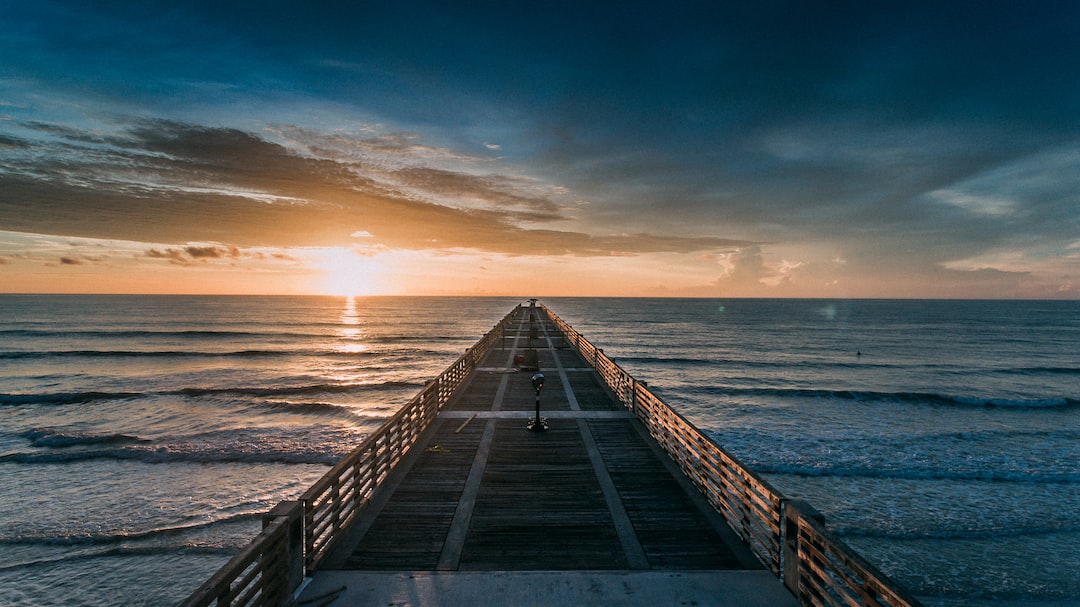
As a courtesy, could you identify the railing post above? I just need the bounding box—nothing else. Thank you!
[782,499,826,598]
[262,500,305,605]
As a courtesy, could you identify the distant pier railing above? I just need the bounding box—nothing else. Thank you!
[179,305,521,607]
[542,303,923,607]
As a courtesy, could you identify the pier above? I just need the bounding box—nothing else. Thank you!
[181,303,922,607]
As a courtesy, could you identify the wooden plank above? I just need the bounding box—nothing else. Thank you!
[459,419,625,570]
[587,420,751,570]
[340,420,485,569]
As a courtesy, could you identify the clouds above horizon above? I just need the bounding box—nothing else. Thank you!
[2,0,1078,296]
[0,118,752,257]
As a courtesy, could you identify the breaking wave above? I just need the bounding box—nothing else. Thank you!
[833,522,1080,541]
[0,444,347,466]
[681,385,1078,409]
[0,513,260,548]
[753,462,1080,484]
[0,380,423,407]
[20,428,148,448]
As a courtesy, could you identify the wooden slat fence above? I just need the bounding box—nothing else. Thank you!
[541,304,923,607]
[790,511,920,607]
[298,383,439,571]
[179,511,295,607]
[633,385,784,573]
[180,305,521,607]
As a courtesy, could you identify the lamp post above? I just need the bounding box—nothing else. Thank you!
[527,372,547,432]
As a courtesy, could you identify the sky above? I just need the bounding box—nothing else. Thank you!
[1,1,1078,297]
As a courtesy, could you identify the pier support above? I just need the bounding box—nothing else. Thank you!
[782,499,826,597]
[262,500,305,603]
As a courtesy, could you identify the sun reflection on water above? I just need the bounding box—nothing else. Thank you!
[338,342,368,354]
[341,295,359,323]
[336,296,368,354]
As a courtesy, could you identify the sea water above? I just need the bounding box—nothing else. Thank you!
[1,296,1077,606]
[0,295,518,606]
[549,298,1080,607]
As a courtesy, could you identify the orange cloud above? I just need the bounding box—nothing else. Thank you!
[1,120,751,258]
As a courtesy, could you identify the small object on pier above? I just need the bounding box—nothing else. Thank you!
[521,349,539,371]
[455,414,477,433]
[527,372,547,432]
[297,585,346,606]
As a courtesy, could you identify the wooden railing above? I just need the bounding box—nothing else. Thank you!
[541,304,923,607]
[298,381,440,571]
[179,504,300,607]
[785,503,922,607]
[633,385,784,573]
[180,305,521,607]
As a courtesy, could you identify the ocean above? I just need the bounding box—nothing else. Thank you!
[1,296,1077,607]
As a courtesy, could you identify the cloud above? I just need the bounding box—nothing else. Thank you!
[0,118,749,257]
[183,245,240,259]
[276,127,567,216]
[712,246,770,288]
[274,126,481,167]
[145,248,191,265]
[145,244,245,266]
[53,253,108,266]
[386,166,564,217]
[928,190,1016,217]
[707,245,808,293]
[0,134,31,149]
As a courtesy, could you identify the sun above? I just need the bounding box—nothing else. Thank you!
[315,247,385,296]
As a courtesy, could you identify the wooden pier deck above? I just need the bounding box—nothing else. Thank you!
[296,306,799,606]
[183,303,922,607]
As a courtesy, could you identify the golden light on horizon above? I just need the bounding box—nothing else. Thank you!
[315,247,388,296]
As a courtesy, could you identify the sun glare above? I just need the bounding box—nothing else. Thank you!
[316,247,384,296]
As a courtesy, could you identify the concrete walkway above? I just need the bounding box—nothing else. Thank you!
[297,570,799,607]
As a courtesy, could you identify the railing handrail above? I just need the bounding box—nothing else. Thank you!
[178,509,295,607]
[789,507,922,607]
[540,303,923,607]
